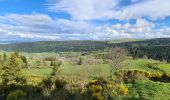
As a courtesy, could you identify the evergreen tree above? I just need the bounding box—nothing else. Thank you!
[51,62,61,76]
[50,60,54,66]
[21,55,28,67]
[1,53,23,85]
[78,56,83,65]
[3,53,7,62]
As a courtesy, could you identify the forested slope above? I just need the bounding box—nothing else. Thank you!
[0,40,112,52]
[0,38,170,52]
[1,38,170,61]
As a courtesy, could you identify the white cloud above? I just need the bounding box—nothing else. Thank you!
[0,13,112,40]
[0,13,60,40]
[124,0,170,20]
[47,0,170,21]
[0,12,170,41]
[102,18,158,39]
[47,0,119,20]
[12,33,59,40]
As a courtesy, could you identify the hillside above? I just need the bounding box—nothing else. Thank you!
[106,38,143,43]
[0,40,112,52]
[0,38,170,52]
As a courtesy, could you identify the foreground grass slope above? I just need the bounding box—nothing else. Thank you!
[126,80,170,100]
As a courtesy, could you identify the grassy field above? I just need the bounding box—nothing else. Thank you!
[23,59,170,76]
[22,59,170,78]
[126,80,170,99]
[22,67,53,76]
[123,59,164,72]
[22,63,111,82]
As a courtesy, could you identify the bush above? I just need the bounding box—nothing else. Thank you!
[90,93,104,100]
[7,90,27,100]
[116,70,151,82]
[115,83,128,96]
[77,56,103,65]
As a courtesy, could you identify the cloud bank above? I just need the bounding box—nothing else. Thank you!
[0,0,170,41]
[47,0,170,20]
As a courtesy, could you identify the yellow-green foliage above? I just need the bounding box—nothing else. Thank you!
[91,93,104,100]
[1,52,24,85]
[65,81,85,93]
[86,85,105,100]
[165,72,170,77]
[117,69,163,82]
[115,83,128,96]
[27,76,44,86]
[86,79,109,99]
[88,85,103,94]
[87,79,129,99]
[7,90,27,100]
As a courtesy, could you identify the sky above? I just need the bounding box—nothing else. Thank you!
[0,0,170,41]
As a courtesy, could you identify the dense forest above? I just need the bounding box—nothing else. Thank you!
[1,38,170,62]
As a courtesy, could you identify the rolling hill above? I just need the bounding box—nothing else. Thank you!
[1,38,170,62]
[0,38,170,53]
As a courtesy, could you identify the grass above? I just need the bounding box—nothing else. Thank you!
[22,67,53,76]
[22,62,111,82]
[22,59,170,77]
[157,63,170,72]
[126,80,170,100]
[123,59,169,73]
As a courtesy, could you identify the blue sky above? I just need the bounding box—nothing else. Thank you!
[0,0,170,41]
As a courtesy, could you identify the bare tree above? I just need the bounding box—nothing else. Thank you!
[107,47,127,74]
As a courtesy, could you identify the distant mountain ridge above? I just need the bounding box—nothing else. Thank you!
[106,38,144,43]
[0,38,170,53]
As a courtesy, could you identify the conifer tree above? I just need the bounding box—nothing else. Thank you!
[1,53,23,85]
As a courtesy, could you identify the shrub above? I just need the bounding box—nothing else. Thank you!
[90,93,104,100]
[7,90,27,100]
[115,83,128,96]
[116,70,151,82]
[85,78,115,100]
[40,78,53,97]
[54,79,67,90]
[77,56,103,65]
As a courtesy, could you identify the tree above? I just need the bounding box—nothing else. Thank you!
[21,55,28,67]
[1,53,23,85]
[50,60,54,66]
[51,61,62,76]
[78,56,83,65]
[107,47,127,75]
[0,63,2,76]
[51,64,60,76]
[0,55,2,74]
[2,53,7,65]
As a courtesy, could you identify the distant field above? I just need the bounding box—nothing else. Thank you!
[22,67,53,76]
[22,63,111,81]
[21,59,170,80]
